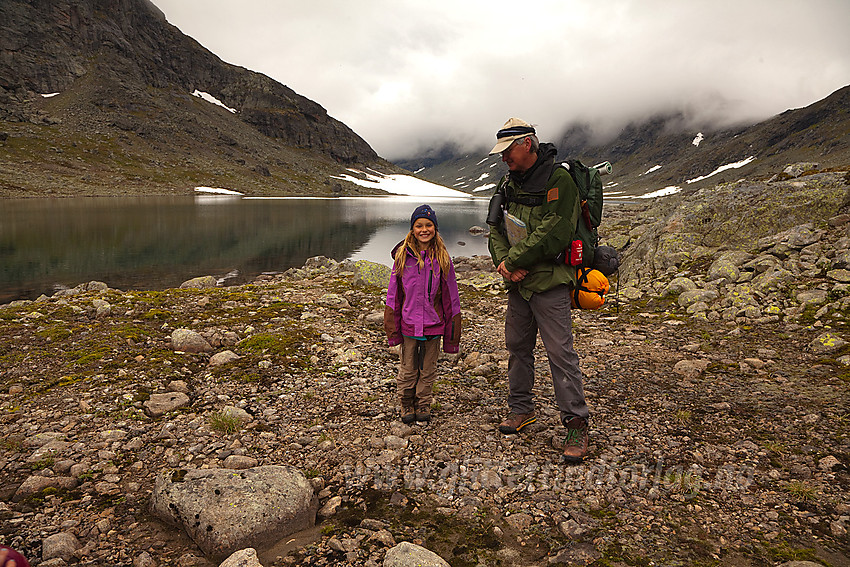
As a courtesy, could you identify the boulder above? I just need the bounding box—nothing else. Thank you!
[209,350,241,367]
[180,275,218,289]
[150,466,318,560]
[219,548,262,567]
[662,277,697,296]
[677,289,718,308]
[809,332,847,355]
[383,542,450,567]
[352,260,391,288]
[42,532,80,561]
[14,475,77,502]
[171,328,214,353]
[144,392,190,417]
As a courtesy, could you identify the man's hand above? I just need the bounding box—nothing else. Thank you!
[497,261,528,282]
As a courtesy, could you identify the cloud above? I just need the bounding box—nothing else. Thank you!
[153,0,850,160]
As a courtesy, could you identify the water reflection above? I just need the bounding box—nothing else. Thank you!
[0,195,490,302]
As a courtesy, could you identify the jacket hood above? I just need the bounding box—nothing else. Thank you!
[391,240,404,260]
[509,142,557,194]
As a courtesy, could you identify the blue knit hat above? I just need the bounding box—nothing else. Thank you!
[410,204,438,230]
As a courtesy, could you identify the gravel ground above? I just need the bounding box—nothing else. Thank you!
[0,226,848,566]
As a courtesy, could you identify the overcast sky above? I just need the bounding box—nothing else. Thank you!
[151,0,850,161]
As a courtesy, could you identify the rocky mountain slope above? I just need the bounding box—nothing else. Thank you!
[0,166,848,566]
[0,0,402,198]
[400,85,850,197]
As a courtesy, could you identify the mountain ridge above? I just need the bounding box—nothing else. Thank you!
[0,0,403,197]
[398,85,850,196]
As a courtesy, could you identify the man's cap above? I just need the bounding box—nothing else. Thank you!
[489,117,536,155]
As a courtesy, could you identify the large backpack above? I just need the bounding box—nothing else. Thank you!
[560,159,608,269]
[489,158,619,281]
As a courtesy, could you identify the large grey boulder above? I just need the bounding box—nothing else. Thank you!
[706,251,753,283]
[383,542,450,567]
[171,328,214,353]
[150,466,318,560]
[180,275,218,289]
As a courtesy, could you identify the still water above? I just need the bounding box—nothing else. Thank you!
[0,195,491,303]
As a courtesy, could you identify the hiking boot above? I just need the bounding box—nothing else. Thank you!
[498,411,536,434]
[415,408,431,423]
[401,405,416,424]
[562,417,588,463]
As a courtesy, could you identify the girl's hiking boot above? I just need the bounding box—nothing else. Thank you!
[562,417,588,463]
[401,406,416,424]
[498,411,536,434]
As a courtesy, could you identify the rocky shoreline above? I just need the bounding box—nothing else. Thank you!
[1,169,849,566]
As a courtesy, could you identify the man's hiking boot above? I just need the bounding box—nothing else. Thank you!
[562,417,588,463]
[415,409,431,423]
[498,411,536,434]
[401,405,416,425]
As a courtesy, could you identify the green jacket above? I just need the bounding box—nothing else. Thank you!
[489,143,579,300]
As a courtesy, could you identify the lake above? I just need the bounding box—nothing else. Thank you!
[0,195,492,303]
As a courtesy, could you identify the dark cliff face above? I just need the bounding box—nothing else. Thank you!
[0,0,378,165]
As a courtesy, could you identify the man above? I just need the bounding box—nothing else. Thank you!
[487,117,590,463]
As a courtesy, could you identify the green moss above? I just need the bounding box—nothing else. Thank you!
[766,542,820,563]
[28,455,55,470]
[113,323,152,342]
[66,346,109,365]
[142,308,171,321]
[36,325,73,341]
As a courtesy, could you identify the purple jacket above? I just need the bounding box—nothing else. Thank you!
[384,244,462,353]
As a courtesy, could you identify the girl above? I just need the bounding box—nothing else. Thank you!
[384,204,462,424]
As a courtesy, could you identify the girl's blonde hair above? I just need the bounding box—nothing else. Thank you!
[393,227,451,278]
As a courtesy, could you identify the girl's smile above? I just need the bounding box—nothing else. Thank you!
[413,218,435,245]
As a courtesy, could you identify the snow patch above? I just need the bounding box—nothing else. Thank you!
[330,170,470,197]
[692,133,704,146]
[41,92,60,98]
[686,156,756,184]
[638,186,682,199]
[473,183,497,193]
[643,165,662,175]
[194,186,244,196]
[191,90,237,113]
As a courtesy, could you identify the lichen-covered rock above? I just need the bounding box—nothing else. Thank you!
[150,466,318,560]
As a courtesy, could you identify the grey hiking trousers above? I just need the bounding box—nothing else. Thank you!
[505,284,589,423]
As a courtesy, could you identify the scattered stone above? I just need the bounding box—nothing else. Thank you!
[672,359,711,378]
[809,332,847,354]
[383,542,450,567]
[144,392,190,417]
[218,548,262,567]
[180,275,218,289]
[171,328,214,353]
[209,350,241,366]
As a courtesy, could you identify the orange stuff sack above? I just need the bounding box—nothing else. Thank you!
[572,267,610,310]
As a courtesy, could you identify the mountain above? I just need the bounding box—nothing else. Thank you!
[0,0,404,198]
[399,85,850,197]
